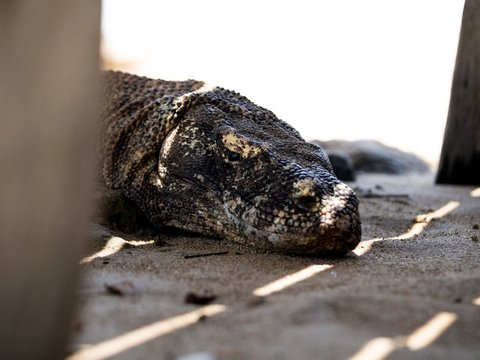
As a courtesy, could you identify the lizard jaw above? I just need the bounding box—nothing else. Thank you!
[223,201,361,255]
[222,180,361,255]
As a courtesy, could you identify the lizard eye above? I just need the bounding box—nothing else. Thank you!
[226,149,242,162]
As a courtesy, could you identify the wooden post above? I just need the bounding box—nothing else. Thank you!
[436,0,480,185]
[0,1,100,359]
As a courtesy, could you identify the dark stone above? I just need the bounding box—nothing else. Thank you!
[325,150,356,181]
[312,139,430,176]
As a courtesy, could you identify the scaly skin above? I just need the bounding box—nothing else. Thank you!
[101,70,361,254]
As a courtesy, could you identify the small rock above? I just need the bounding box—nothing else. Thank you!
[473,224,479,230]
[246,295,266,308]
[471,235,479,242]
[184,291,217,305]
[105,280,136,296]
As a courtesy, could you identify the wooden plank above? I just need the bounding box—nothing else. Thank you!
[0,1,100,359]
[436,0,480,185]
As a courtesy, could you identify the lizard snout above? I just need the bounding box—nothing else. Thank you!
[281,178,361,254]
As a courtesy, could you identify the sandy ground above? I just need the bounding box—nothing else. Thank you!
[68,174,480,360]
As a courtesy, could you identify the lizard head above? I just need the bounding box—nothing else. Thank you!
[153,89,361,255]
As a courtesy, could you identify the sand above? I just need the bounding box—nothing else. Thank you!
[68,173,480,360]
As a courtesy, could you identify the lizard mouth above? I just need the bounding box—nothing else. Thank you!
[265,213,362,255]
[222,178,361,255]
[223,203,361,255]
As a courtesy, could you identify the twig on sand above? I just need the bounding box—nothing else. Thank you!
[359,193,410,199]
[184,251,229,259]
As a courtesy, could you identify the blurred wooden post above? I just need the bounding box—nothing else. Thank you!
[436,0,480,185]
[0,1,100,359]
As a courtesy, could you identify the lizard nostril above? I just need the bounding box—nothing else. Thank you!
[294,195,317,211]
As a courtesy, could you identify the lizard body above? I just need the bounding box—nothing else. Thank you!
[101,70,361,254]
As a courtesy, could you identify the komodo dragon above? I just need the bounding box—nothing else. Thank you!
[100,70,361,254]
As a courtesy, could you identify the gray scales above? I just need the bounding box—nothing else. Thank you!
[100,71,361,254]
